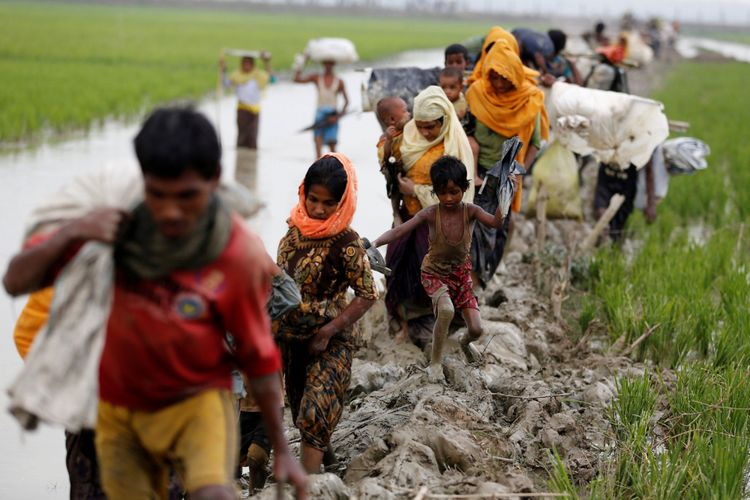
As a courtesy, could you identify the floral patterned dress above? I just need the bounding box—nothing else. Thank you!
[275,226,377,450]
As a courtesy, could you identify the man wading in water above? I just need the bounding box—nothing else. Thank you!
[293,56,349,159]
[3,107,307,500]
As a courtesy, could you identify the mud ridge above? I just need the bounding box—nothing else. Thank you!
[255,50,678,500]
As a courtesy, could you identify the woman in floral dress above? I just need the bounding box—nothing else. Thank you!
[276,152,377,473]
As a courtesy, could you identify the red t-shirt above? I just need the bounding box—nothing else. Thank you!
[31,217,281,411]
[99,216,281,410]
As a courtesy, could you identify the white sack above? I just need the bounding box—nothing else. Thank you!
[10,163,262,432]
[623,31,654,66]
[26,162,261,237]
[548,82,669,170]
[305,38,359,64]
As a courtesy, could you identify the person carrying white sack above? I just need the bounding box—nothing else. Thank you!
[3,107,307,500]
[292,39,355,159]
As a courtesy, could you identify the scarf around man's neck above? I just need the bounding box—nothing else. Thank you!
[115,195,232,280]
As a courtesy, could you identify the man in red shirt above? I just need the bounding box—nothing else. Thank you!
[3,107,307,500]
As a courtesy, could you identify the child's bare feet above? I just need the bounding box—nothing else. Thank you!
[426,363,445,383]
[393,330,409,344]
[460,336,482,364]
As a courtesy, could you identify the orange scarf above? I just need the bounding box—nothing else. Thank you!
[466,42,550,163]
[288,152,358,239]
[467,26,540,88]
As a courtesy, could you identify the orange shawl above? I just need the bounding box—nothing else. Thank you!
[466,42,550,163]
[467,26,539,87]
[288,152,358,239]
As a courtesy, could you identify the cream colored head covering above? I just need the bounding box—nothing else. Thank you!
[400,86,474,181]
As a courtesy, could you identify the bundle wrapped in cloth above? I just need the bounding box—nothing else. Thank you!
[7,162,264,432]
[526,140,583,220]
[304,38,359,64]
[548,82,669,170]
[361,66,440,112]
[478,136,524,218]
[662,137,710,174]
[622,31,654,66]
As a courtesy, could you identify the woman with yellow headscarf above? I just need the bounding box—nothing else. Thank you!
[386,86,475,342]
[466,26,542,88]
[467,26,519,87]
[466,41,550,287]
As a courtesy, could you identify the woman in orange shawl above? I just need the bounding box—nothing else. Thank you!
[466,41,550,286]
[277,152,377,473]
[467,26,541,88]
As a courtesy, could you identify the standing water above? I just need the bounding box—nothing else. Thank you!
[676,37,750,63]
[0,49,443,499]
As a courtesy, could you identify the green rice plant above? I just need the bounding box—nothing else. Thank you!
[547,449,579,499]
[605,374,657,497]
[0,1,498,142]
[587,366,750,499]
[664,365,750,499]
[579,61,750,497]
[577,294,598,334]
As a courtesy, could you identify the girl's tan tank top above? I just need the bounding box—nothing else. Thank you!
[421,203,472,276]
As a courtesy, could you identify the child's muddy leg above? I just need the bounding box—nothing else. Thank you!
[428,292,454,382]
[460,308,483,363]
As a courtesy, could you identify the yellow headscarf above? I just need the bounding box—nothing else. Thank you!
[467,26,540,88]
[466,42,549,163]
[400,86,474,180]
[467,27,518,87]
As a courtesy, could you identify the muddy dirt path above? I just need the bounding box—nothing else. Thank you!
[255,53,684,500]
[2,36,741,498]
[0,49,441,499]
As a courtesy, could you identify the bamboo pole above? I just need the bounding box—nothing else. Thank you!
[579,194,626,253]
[422,492,568,499]
[535,184,548,254]
[534,184,548,289]
[216,48,225,141]
[622,323,661,357]
[551,255,570,322]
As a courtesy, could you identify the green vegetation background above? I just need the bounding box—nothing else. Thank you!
[0,1,491,142]
[561,60,750,498]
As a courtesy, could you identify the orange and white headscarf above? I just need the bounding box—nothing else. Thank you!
[288,152,358,239]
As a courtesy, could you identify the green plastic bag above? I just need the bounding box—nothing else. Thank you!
[526,140,583,220]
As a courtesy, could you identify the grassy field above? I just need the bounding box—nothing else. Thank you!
[0,1,494,142]
[556,60,750,498]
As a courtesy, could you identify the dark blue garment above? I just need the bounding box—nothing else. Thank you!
[512,28,555,67]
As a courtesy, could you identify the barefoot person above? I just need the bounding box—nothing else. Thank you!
[293,58,349,158]
[3,107,307,500]
[220,51,273,191]
[444,43,471,77]
[439,67,468,121]
[383,86,475,345]
[370,156,505,382]
[275,153,376,473]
